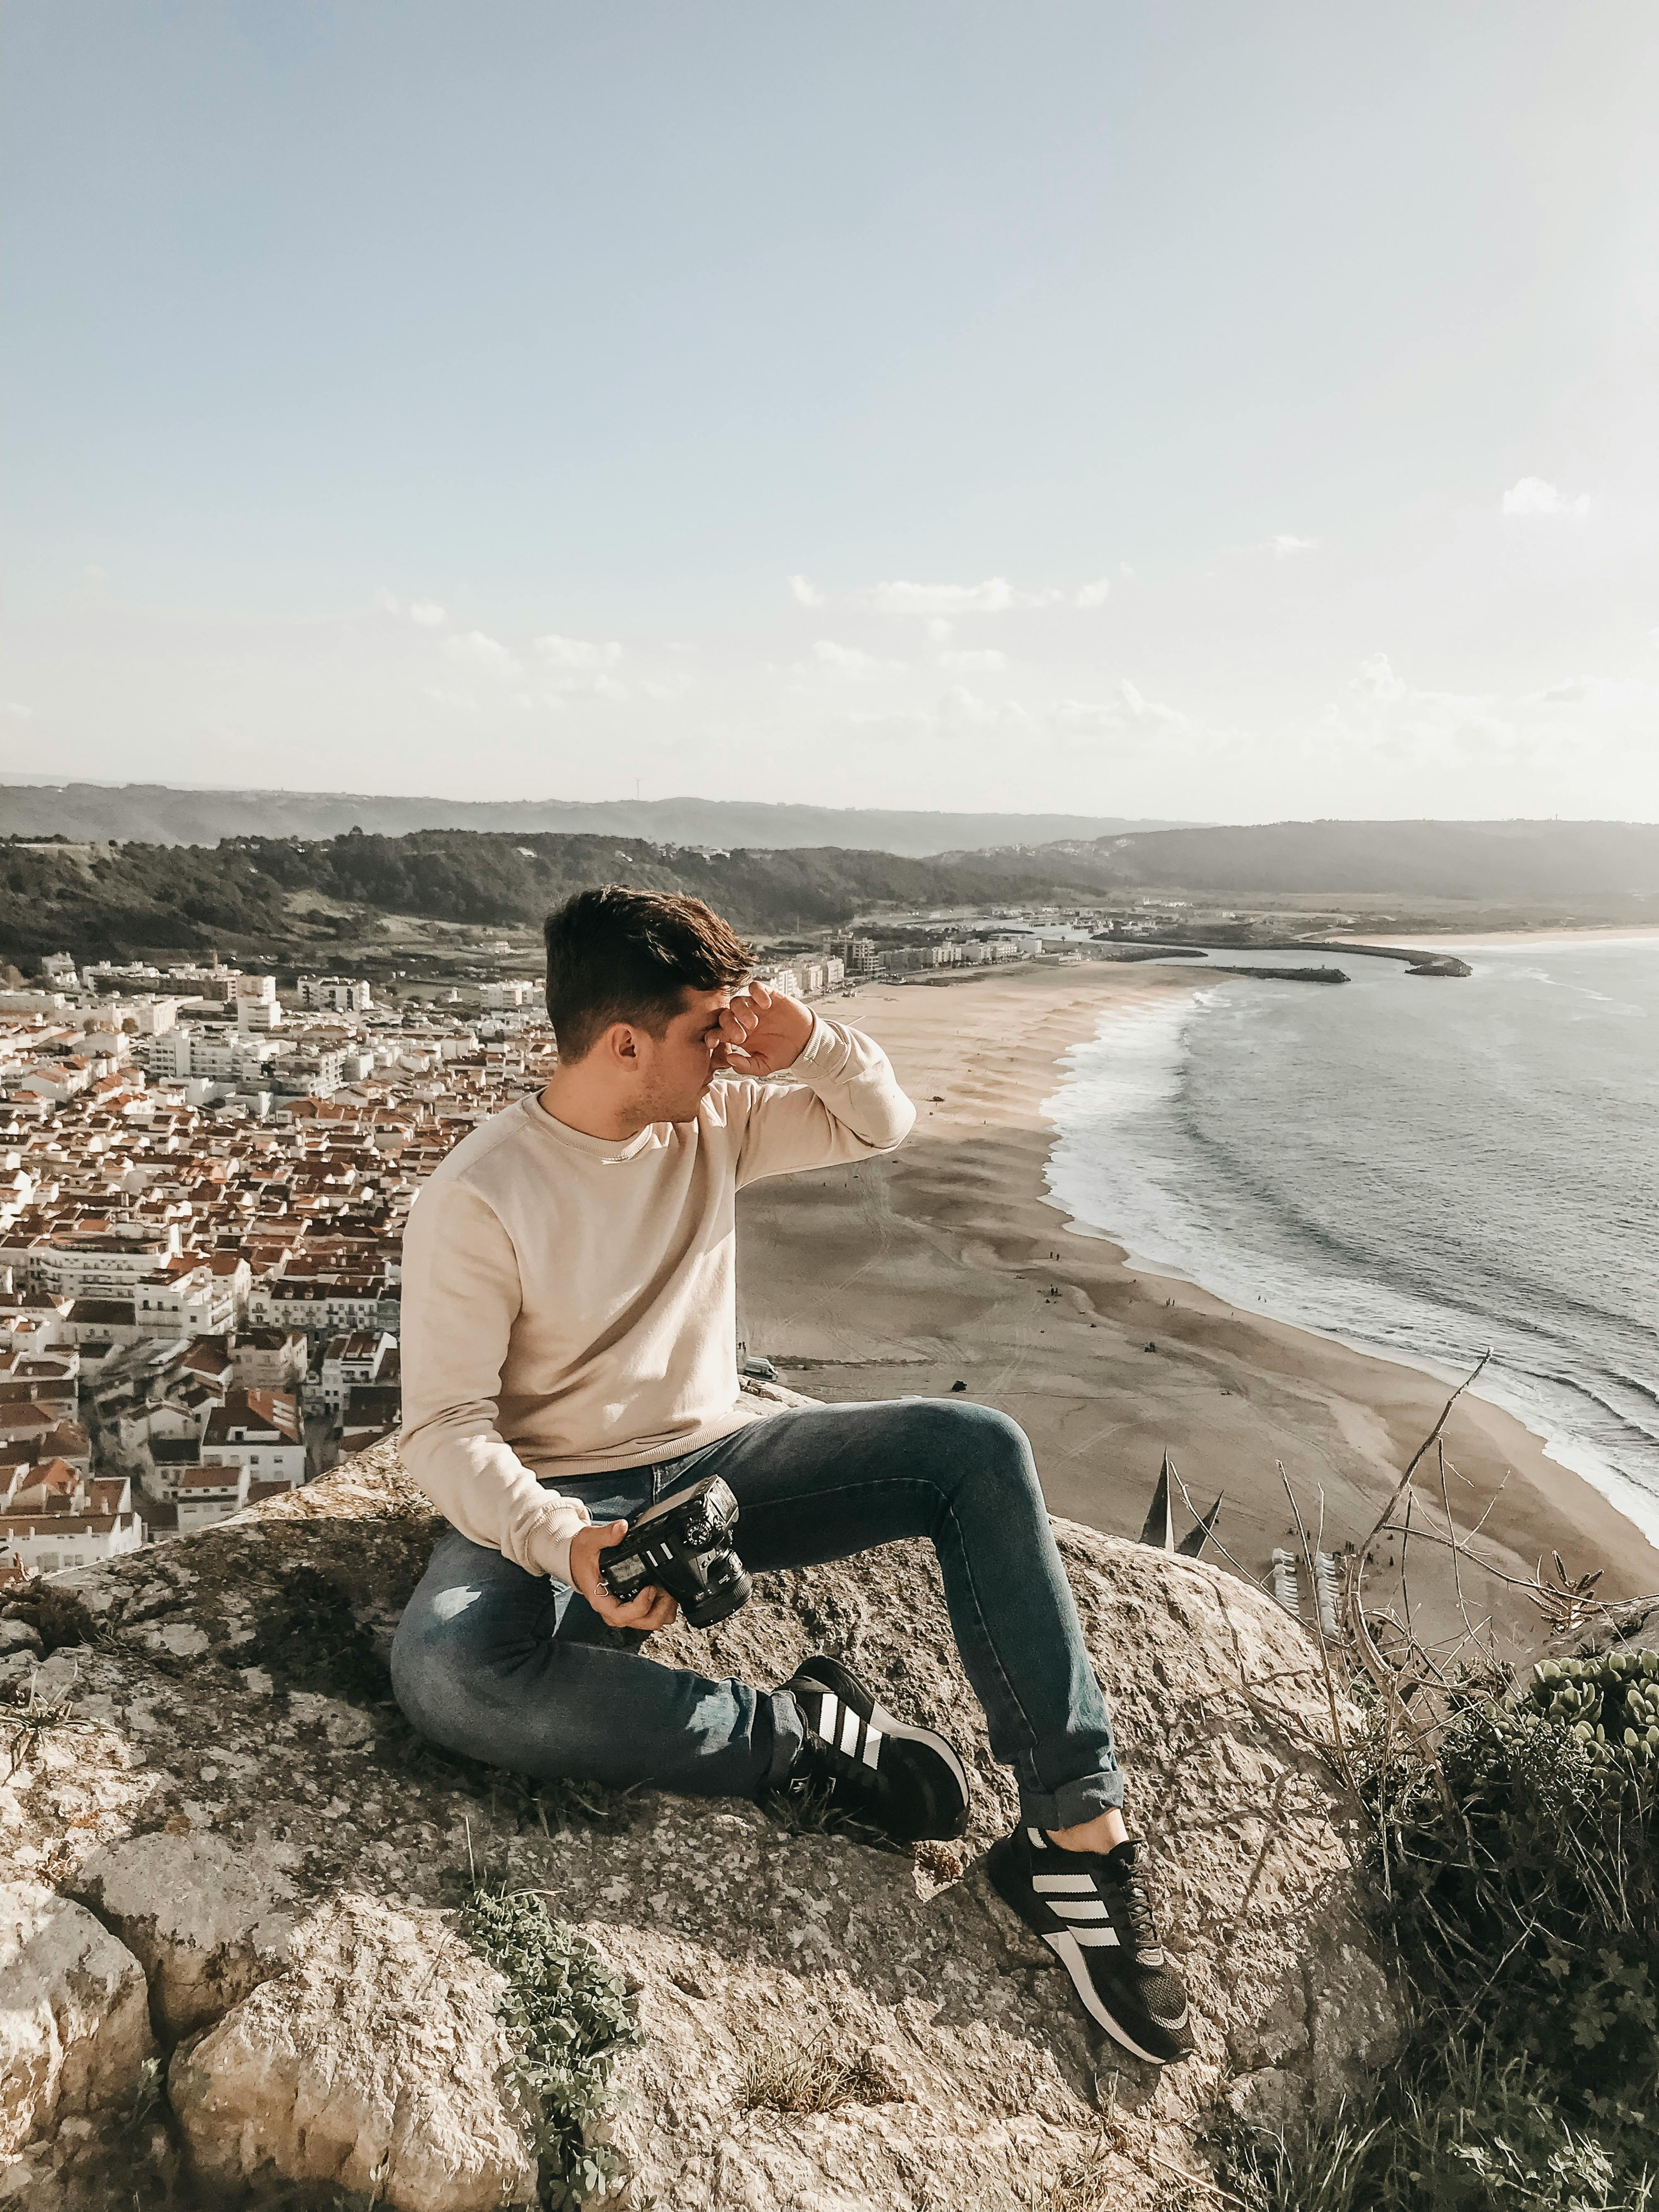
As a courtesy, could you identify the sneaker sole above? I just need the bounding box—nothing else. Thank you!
[1041,1930,1178,2066]
[792,1671,971,1832]
[986,1840,1182,2067]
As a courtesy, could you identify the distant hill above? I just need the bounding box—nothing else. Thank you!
[1018,819,1659,901]
[4,816,1652,969]
[0,829,1102,966]
[0,781,1180,858]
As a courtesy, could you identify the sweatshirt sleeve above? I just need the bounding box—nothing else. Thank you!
[734,1013,916,1188]
[397,1173,591,1584]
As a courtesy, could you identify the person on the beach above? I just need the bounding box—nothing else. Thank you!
[393,885,1192,2064]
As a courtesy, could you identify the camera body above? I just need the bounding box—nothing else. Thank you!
[597,1473,752,1628]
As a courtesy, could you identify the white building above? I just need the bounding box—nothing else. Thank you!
[318,1329,396,1414]
[0,1460,142,1572]
[175,1460,249,1533]
[247,1277,392,1335]
[298,976,374,1014]
[201,1388,306,1488]
[21,1224,183,1299]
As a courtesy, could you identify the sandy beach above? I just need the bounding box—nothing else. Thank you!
[735,961,1659,1656]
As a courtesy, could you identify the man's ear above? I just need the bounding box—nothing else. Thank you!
[600,1021,642,1068]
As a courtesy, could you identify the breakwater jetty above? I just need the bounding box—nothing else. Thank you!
[1293,939,1472,977]
[1211,962,1349,984]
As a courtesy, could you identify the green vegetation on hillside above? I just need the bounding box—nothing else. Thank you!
[0,781,1176,856]
[0,828,1096,964]
[1225,1647,1659,2212]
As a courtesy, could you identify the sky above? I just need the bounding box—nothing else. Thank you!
[2,2,1657,822]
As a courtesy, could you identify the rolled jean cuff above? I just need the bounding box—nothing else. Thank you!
[1018,1767,1125,1830]
[764,1689,805,1790]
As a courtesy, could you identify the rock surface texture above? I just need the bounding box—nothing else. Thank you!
[68,1830,299,2043]
[169,1891,540,2212]
[0,1407,1399,2210]
[0,1881,154,2156]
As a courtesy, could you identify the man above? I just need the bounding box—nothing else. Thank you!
[394,886,1192,2064]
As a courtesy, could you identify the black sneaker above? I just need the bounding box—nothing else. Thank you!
[986,1825,1193,2063]
[780,1652,970,1843]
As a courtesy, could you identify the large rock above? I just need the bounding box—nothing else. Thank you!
[168,1892,539,2212]
[0,1882,154,2155]
[2,1429,1399,2206]
[69,1831,297,2044]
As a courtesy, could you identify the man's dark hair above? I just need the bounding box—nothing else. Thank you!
[543,886,754,1061]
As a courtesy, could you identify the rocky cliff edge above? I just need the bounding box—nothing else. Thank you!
[1,1407,1398,2210]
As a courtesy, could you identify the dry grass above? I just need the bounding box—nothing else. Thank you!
[739,2025,902,2115]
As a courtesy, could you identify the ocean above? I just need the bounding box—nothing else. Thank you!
[1042,935,1659,1545]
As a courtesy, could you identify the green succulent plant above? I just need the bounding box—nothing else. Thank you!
[1527,1652,1659,1781]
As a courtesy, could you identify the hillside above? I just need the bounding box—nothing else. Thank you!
[0,829,1097,966]
[1028,817,1659,900]
[0,781,1178,858]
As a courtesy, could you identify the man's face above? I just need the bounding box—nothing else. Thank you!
[632,985,737,1123]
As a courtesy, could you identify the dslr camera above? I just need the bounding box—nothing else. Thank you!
[597,1473,752,1628]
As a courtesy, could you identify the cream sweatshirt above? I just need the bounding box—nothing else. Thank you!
[397,1014,915,1586]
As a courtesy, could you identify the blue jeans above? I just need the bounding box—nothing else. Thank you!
[391,1398,1124,1829]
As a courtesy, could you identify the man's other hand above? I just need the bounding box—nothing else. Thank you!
[710,979,813,1077]
[568,1520,679,1631]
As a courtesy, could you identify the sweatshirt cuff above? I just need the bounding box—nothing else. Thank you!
[789,1013,847,1082]
[523,1498,593,1589]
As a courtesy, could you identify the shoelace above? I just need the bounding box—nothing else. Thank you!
[1112,1859,1162,1956]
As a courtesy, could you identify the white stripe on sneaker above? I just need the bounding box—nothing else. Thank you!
[1069,1927,1121,1947]
[1027,1827,1048,1849]
[818,1692,839,1740]
[839,1708,860,1757]
[1032,1873,1097,1893]
[1051,1901,1111,1920]
[861,1725,883,1769]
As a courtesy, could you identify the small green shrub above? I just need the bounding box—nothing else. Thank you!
[455,1880,643,2211]
[1222,2044,1656,2212]
[1230,1653,1659,2210]
[1527,1650,1659,1778]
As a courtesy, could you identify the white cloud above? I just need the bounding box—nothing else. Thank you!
[811,640,906,678]
[1053,679,1188,737]
[844,706,931,735]
[788,574,825,607]
[925,618,953,644]
[856,575,1112,616]
[1501,477,1590,519]
[1263,534,1319,558]
[863,577,1038,616]
[2,702,32,720]
[445,630,521,678]
[938,648,1007,673]
[1523,673,1655,709]
[377,590,449,626]
[937,685,1010,727]
[535,634,622,672]
[1350,653,1407,701]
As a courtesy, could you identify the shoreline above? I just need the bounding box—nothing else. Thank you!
[1068,1219,1659,1558]
[737,961,1659,1654]
[1336,922,1659,949]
